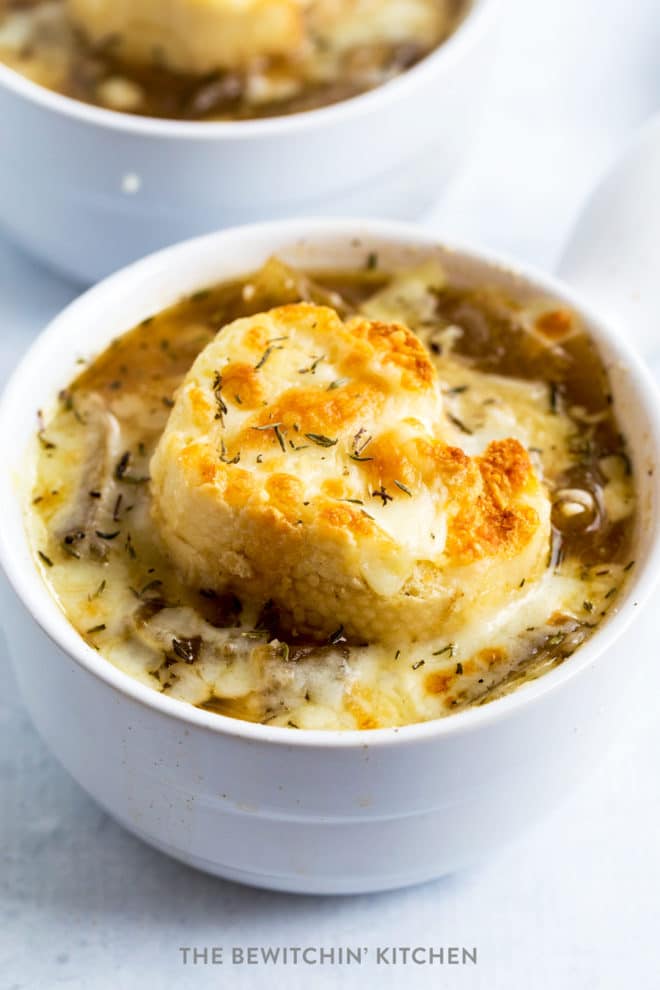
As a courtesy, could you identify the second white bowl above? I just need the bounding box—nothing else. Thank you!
[0,0,499,284]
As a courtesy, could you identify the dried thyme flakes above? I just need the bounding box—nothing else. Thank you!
[114,451,149,484]
[447,413,473,435]
[372,486,393,506]
[219,439,241,465]
[254,344,283,371]
[252,423,287,452]
[298,355,325,375]
[212,371,228,423]
[89,579,106,600]
[349,431,374,462]
[432,643,456,658]
[305,433,338,448]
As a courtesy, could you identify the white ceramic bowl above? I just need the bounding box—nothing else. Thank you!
[0,0,500,285]
[1,218,659,895]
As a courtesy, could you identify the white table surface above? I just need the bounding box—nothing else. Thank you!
[2,1,660,987]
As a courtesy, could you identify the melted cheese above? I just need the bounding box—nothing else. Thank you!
[308,0,454,53]
[66,0,307,74]
[150,302,552,644]
[65,0,455,75]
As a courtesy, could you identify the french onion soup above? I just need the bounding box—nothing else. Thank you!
[30,257,637,730]
[0,0,469,120]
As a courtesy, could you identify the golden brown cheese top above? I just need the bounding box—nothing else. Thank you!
[150,302,551,643]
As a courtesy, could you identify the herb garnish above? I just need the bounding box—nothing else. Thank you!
[254,344,283,371]
[412,660,425,670]
[328,625,347,646]
[394,480,412,496]
[327,379,349,390]
[432,643,456,658]
[58,389,84,422]
[456,662,464,675]
[583,600,594,612]
[353,429,372,453]
[212,371,228,423]
[89,579,106,600]
[95,530,120,541]
[305,433,338,448]
[86,624,106,635]
[219,440,241,465]
[298,354,325,375]
[115,451,149,484]
[349,430,374,461]
[38,550,53,567]
[549,381,559,414]
[619,451,632,476]
[273,424,286,452]
[447,413,473,435]
[372,485,393,506]
[38,432,56,451]
[190,289,210,303]
[252,423,287,452]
